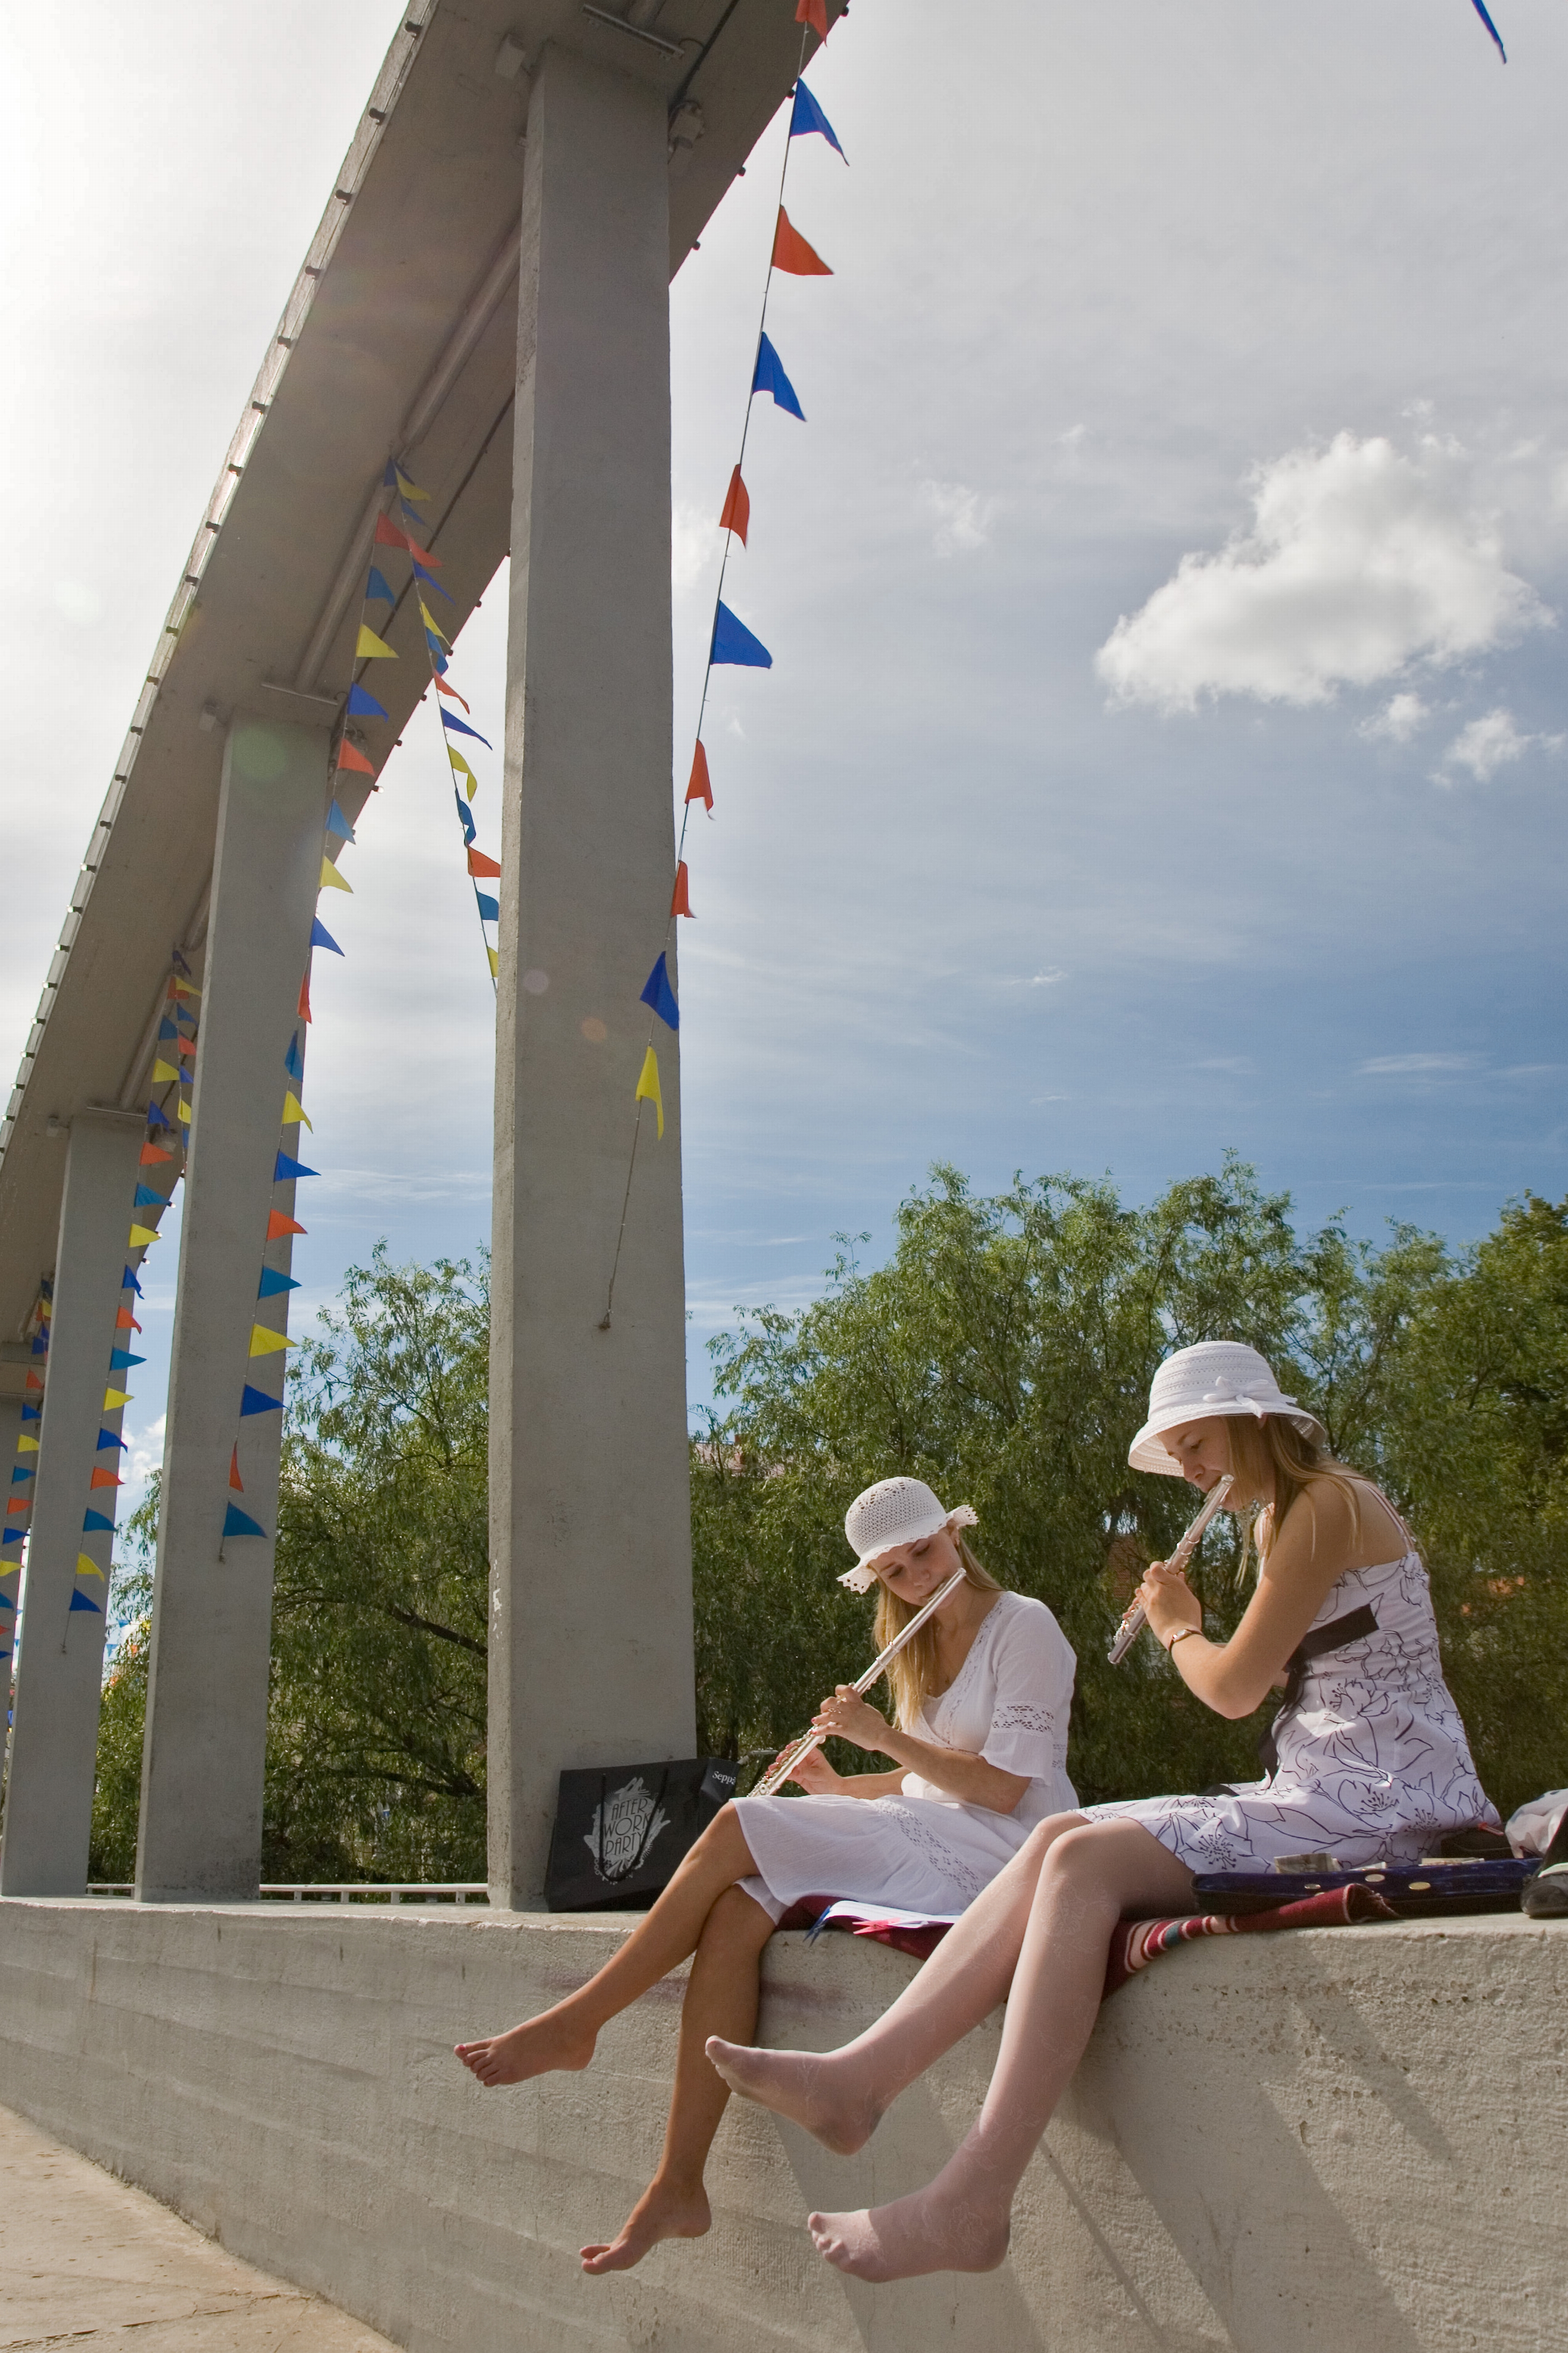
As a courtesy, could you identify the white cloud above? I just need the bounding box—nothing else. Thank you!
[920,478,996,556]
[1437,705,1563,784]
[1360,691,1430,744]
[1357,1053,1474,1075]
[672,499,716,594]
[1096,432,1549,711]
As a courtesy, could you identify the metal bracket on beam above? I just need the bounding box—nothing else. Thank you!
[581,6,684,58]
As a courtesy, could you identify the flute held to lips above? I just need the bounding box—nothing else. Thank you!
[753,1563,971,1797]
[1108,1474,1234,1665]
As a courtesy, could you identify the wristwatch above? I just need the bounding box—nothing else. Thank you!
[1166,1626,1202,1653]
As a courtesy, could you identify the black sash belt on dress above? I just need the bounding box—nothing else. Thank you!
[1257,1602,1381,1777]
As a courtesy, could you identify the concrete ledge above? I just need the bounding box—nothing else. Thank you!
[0,1898,1562,2351]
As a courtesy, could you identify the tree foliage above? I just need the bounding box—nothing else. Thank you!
[92,1170,1568,1881]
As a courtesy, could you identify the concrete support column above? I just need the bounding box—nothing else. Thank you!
[136,717,328,1901]
[489,46,694,1906]
[0,1108,146,1895]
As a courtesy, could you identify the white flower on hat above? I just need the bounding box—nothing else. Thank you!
[840,1477,977,1592]
[1128,1341,1327,1477]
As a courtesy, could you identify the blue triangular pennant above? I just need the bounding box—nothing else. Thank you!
[123,1265,143,1294]
[382,459,400,488]
[108,1349,146,1370]
[640,951,680,1032]
[21,1404,40,1422]
[474,892,500,922]
[133,1185,162,1206]
[790,79,846,158]
[309,917,344,956]
[752,333,805,421]
[147,1101,172,1130]
[223,1503,268,1539]
[11,1466,32,1483]
[239,1385,283,1417]
[83,1509,116,1533]
[284,1033,304,1081]
[69,1589,103,1614]
[364,566,397,604]
[454,791,476,845]
[257,1267,300,1299]
[274,1152,317,1182]
[97,1428,126,1452]
[159,1017,180,1041]
[413,560,453,602]
[440,707,491,748]
[711,602,773,670]
[325,799,356,843]
[345,682,387,723]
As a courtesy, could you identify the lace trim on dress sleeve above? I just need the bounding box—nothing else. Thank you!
[990,1702,1061,1737]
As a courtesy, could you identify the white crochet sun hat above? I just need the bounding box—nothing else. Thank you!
[1128,1341,1327,1478]
[840,1476,977,1592]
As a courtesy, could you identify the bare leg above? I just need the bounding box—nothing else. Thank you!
[804,1821,1194,2280]
[455,1807,761,2087]
[709,1812,1091,2150]
[580,1886,776,2274]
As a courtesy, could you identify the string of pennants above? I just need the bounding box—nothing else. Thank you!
[1,1280,52,1661]
[604,18,844,1319]
[350,465,501,985]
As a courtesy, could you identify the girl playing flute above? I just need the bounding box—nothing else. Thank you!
[454,1475,1076,2274]
[708,1341,1500,2282]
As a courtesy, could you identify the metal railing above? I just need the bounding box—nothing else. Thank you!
[87,1882,490,1906]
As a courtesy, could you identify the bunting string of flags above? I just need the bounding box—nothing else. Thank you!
[351,463,502,987]
[601,12,845,1326]
[1,1281,52,1666]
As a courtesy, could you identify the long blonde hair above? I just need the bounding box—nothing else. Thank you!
[873,1534,1000,1729]
[1225,1414,1364,1580]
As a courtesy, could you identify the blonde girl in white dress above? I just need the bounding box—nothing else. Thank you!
[454,1476,1075,2274]
[708,1343,1499,2285]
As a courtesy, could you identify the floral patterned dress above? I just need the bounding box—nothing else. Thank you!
[733,1591,1078,1922]
[1086,1545,1499,1871]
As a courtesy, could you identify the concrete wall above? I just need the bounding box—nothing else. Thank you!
[0,1900,1560,2353]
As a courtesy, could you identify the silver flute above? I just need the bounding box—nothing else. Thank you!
[1107,1474,1234,1665]
[753,1564,971,1797]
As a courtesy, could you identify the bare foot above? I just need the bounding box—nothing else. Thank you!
[704,2037,882,2156]
[454,2006,596,2088]
[808,2185,1011,2281]
[580,2175,711,2274]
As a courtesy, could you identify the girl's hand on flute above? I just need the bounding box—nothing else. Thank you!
[779,1745,842,1795]
[811,1686,892,1751]
[1138,1561,1202,1650]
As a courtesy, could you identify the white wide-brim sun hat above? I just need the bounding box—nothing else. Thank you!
[839,1476,977,1592]
[1129,1341,1327,1477]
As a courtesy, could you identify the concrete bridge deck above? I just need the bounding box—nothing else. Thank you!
[0,1897,1561,2353]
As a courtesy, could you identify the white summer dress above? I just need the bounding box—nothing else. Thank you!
[732,1591,1078,1923]
[1086,1541,1499,1871]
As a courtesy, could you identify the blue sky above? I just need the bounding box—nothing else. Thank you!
[6,0,1567,1523]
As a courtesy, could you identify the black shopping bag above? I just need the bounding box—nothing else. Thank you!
[544,1757,739,1912]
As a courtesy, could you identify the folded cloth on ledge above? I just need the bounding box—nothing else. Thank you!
[778,1883,1398,1984]
[1103,1882,1397,1998]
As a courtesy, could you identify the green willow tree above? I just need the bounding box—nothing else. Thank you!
[92,1170,1568,1879]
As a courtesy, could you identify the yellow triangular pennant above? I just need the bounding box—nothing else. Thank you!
[486,945,499,977]
[128,1224,158,1247]
[17,1435,38,1453]
[281,1091,312,1131]
[152,1058,181,1084]
[249,1324,295,1357]
[103,1388,132,1410]
[635,1046,665,1140]
[177,1098,193,1125]
[356,624,398,660]
[75,1554,106,1581]
[418,600,451,648]
[395,469,430,502]
[319,856,353,893]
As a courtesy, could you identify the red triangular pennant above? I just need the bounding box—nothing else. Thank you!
[298,969,312,1023]
[772,207,832,278]
[685,743,713,812]
[90,1467,122,1489]
[796,0,829,34]
[267,1209,307,1240]
[719,466,750,547]
[374,516,410,551]
[229,1445,244,1493]
[336,740,375,776]
[670,861,694,918]
[467,848,501,878]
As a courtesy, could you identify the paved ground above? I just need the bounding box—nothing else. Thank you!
[0,2103,400,2350]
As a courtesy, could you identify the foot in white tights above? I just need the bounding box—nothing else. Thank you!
[705,2037,882,2156]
